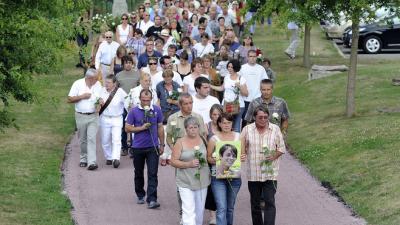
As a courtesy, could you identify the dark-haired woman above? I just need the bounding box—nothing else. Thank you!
[206,113,241,225]
[116,13,133,45]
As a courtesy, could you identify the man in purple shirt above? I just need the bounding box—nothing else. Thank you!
[125,89,165,209]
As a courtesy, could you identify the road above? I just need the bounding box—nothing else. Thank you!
[62,132,366,225]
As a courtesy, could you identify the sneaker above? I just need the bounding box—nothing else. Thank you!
[113,159,120,168]
[137,197,145,204]
[121,148,128,156]
[147,201,160,209]
[87,164,98,170]
[106,160,112,165]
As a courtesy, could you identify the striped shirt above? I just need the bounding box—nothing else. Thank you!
[241,123,286,181]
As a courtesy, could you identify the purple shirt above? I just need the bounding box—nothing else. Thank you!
[126,105,163,148]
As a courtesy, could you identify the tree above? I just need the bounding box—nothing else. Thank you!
[325,0,400,117]
[0,0,90,131]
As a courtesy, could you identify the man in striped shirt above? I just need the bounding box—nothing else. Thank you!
[241,105,286,225]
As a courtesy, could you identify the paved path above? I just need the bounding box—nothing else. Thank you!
[63,132,366,225]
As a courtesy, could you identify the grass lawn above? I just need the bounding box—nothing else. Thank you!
[0,45,81,225]
[254,24,400,225]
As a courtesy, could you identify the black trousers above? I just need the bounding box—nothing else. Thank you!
[121,109,128,149]
[132,147,159,203]
[248,180,277,225]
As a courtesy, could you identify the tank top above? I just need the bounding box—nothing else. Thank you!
[176,64,191,80]
[176,142,211,190]
[117,24,131,44]
[210,133,240,177]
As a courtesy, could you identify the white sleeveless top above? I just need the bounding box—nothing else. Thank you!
[117,24,131,44]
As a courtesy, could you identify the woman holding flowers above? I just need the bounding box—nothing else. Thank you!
[206,112,241,225]
[210,59,248,132]
[170,116,210,225]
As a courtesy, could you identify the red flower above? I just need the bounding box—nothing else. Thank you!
[256,48,262,56]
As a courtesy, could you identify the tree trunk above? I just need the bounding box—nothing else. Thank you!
[303,23,311,68]
[346,19,360,117]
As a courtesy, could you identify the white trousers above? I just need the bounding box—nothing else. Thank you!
[285,28,299,57]
[178,187,207,225]
[100,64,111,82]
[100,115,123,160]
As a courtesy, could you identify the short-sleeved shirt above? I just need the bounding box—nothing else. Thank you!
[244,96,290,127]
[239,63,269,102]
[116,70,140,94]
[99,88,127,117]
[183,74,209,96]
[192,95,220,124]
[166,111,206,147]
[156,81,181,113]
[126,104,163,148]
[137,51,162,70]
[241,123,286,181]
[68,78,102,113]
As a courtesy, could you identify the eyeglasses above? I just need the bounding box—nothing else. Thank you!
[226,29,233,31]
[122,17,128,20]
[199,28,205,30]
[105,36,112,39]
[139,7,145,9]
[149,63,157,65]
[128,52,135,55]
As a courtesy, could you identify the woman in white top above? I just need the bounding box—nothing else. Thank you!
[210,59,248,132]
[116,13,133,45]
[183,58,208,96]
[193,33,214,58]
[99,74,127,168]
[125,72,158,111]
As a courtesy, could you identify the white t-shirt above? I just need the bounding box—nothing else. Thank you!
[99,87,127,117]
[223,75,247,108]
[151,70,183,90]
[193,43,214,57]
[183,74,209,96]
[192,95,221,124]
[124,85,158,110]
[117,24,131,44]
[68,78,102,113]
[136,20,154,36]
[239,63,268,102]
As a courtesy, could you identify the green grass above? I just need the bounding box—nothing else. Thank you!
[0,45,82,225]
[254,25,400,225]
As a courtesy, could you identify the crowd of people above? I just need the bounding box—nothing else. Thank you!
[68,1,291,225]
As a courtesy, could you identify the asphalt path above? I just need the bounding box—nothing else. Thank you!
[63,132,366,225]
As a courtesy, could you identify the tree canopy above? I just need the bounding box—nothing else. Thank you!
[0,0,90,131]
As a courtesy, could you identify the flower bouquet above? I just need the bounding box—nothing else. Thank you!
[260,144,275,175]
[194,146,206,180]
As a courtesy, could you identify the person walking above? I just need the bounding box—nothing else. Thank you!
[125,89,165,209]
[207,112,241,225]
[284,21,299,59]
[95,31,120,82]
[170,116,210,225]
[67,68,102,170]
[192,76,220,124]
[99,74,127,168]
[241,105,286,225]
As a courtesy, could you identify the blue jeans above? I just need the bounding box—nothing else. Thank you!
[211,177,242,225]
[233,107,244,132]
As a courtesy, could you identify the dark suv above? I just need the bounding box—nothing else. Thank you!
[343,16,400,53]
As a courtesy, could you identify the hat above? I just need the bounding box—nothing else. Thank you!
[160,29,170,37]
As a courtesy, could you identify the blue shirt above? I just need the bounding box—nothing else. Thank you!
[156,81,180,114]
[137,51,162,70]
[126,105,163,148]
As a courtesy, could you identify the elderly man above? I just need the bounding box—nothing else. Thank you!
[136,11,154,36]
[241,105,286,225]
[125,89,164,209]
[67,68,102,170]
[95,31,120,82]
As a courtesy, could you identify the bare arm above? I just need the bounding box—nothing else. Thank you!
[281,118,289,135]
[157,123,165,155]
[240,131,247,162]
[183,84,189,93]
[239,83,248,97]
[169,139,198,169]
[207,138,216,165]
[115,28,122,44]
[210,84,224,92]
[67,93,91,103]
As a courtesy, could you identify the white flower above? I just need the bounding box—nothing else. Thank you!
[194,146,200,151]
[235,49,239,53]
[216,71,220,74]
[272,112,279,119]
[170,121,177,126]
[144,106,150,111]
[112,22,115,26]
[95,14,99,17]
[177,88,183,92]
[262,143,268,148]
[212,152,217,158]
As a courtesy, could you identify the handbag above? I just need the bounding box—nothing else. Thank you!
[223,77,241,115]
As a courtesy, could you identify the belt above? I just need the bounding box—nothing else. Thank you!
[76,112,96,115]
[102,114,121,118]
[101,63,111,66]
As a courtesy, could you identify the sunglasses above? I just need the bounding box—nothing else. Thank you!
[122,18,128,20]
[226,29,233,31]
[199,28,205,30]
[128,52,135,55]
[105,36,112,39]
[149,63,157,65]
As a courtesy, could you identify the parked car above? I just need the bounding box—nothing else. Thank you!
[343,16,400,53]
